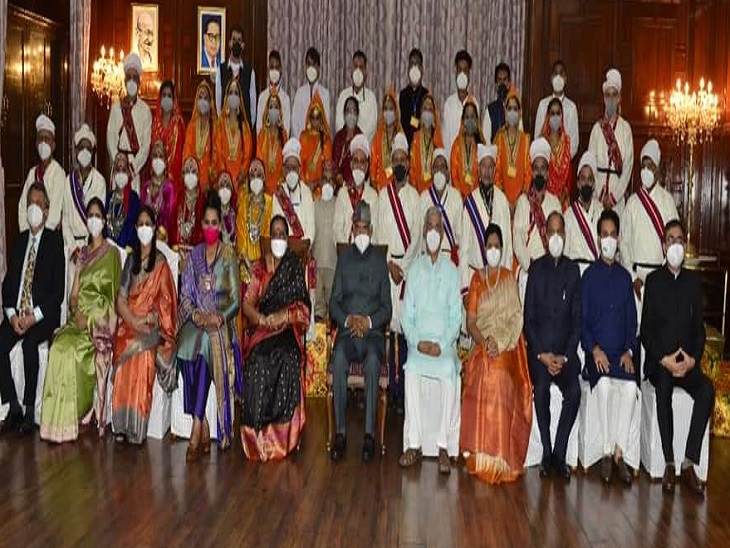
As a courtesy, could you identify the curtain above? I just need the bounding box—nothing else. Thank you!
[268,0,526,121]
[0,0,8,293]
[70,0,92,133]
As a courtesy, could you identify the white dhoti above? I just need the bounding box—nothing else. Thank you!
[594,377,638,455]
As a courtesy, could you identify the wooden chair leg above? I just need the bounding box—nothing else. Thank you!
[378,386,387,455]
[326,387,334,451]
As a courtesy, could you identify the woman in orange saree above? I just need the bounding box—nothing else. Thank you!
[494,93,532,214]
[370,87,402,191]
[256,92,288,194]
[450,97,484,199]
[460,223,532,484]
[183,80,217,192]
[409,92,444,193]
[214,79,253,190]
[299,91,332,197]
[541,97,573,210]
[112,205,178,444]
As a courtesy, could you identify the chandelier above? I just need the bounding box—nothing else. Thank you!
[666,78,720,147]
[91,46,125,109]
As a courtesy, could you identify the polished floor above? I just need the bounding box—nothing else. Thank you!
[1,398,729,548]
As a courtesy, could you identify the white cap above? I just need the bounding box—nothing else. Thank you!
[123,52,143,75]
[432,148,448,167]
[640,139,661,168]
[282,138,302,162]
[349,134,371,158]
[602,68,622,94]
[74,123,96,147]
[36,114,55,135]
[529,137,551,165]
[576,150,597,177]
[391,132,409,157]
[477,144,497,164]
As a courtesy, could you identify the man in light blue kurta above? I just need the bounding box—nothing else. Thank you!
[399,206,462,474]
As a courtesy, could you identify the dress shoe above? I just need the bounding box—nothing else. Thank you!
[599,456,613,484]
[616,457,633,486]
[553,458,571,481]
[329,433,346,462]
[662,464,676,493]
[539,455,552,478]
[362,434,375,463]
[681,465,705,497]
[18,412,35,436]
[438,448,451,475]
[1,409,22,435]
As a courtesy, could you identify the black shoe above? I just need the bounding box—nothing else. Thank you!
[329,434,346,462]
[553,457,571,481]
[539,455,552,478]
[1,408,23,435]
[362,434,375,463]
[616,457,633,486]
[599,455,613,484]
[18,411,35,436]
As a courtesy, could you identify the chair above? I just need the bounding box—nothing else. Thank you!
[524,384,580,468]
[325,243,389,455]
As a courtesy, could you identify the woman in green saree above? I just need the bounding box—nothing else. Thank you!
[40,197,122,442]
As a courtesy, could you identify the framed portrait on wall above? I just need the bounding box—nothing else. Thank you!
[130,3,159,72]
[198,6,226,74]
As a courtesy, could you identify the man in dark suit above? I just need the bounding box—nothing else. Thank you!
[329,200,392,463]
[0,183,65,435]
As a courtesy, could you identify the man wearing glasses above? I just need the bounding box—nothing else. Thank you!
[202,18,221,70]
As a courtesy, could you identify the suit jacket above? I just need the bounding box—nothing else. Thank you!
[2,228,65,330]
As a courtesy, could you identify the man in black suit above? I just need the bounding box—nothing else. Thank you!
[0,183,65,435]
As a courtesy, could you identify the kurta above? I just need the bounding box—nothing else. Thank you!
[442,92,480,157]
[107,98,153,193]
[61,168,107,252]
[513,191,562,272]
[588,116,634,213]
[272,183,316,243]
[291,81,331,140]
[418,185,464,267]
[335,86,378,142]
[140,178,177,241]
[564,198,602,272]
[256,86,292,135]
[409,127,444,194]
[534,94,580,158]
[494,129,532,206]
[19,159,66,232]
[333,182,379,244]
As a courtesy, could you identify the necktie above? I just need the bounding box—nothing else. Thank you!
[20,237,37,313]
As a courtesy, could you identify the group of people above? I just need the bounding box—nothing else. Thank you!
[0,27,715,498]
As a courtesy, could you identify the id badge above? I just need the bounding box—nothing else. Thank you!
[410,116,420,129]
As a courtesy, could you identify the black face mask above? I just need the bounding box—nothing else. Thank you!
[394,164,408,182]
[533,174,546,192]
[231,42,242,58]
[497,83,509,101]
[579,185,593,202]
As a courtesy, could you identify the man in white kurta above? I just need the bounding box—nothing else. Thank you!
[460,144,512,297]
[106,52,152,193]
[333,134,379,245]
[399,207,462,473]
[272,138,316,243]
[291,47,331,139]
[334,52,378,142]
[620,139,679,324]
[534,61,579,158]
[564,150,602,275]
[255,51,291,135]
[18,114,66,232]
[588,68,634,215]
[442,50,479,157]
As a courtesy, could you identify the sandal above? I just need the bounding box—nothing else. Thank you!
[186,443,201,462]
[398,447,423,468]
[438,448,451,475]
[202,421,211,455]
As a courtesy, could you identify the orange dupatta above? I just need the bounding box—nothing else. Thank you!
[409,92,444,193]
[183,80,218,192]
[299,91,332,195]
[214,80,253,190]
[370,87,402,192]
[256,92,288,195]
[450,97,484,199]
[541,112,573,210]
[494,128,532,206]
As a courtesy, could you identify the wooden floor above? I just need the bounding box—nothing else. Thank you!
[1,398,729,548]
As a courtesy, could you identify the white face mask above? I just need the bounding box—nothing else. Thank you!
[409,65,421,86]
[321,184,334,202]
[384,110,396,126]
[152,157,166,176]
[87,216,104,237]
[137,225,154,246]
[27,203,44,229]
[354,233,370,254]
[641,167,655,189]
[271,238,288,259]
[184,172,198,190]
[456,72,468,91]
[421,111,434,129]
[227,94,240,111]
[197,98,211,115]
[37,142,52,161]
[548,234,564,259]
[552,74,565,94]
[352,168,366,187]
[306,66,318,83]
[250,177,264,195]
[345,112,358,129]
[268,107,281,125]
[286,171,299,189]
[161,96,173,113]
[352,68,364,88]
[218,187,232,205]
[601,236,618,261]
[486,247,502,268]
[77,149,92,168]
[666,242,685,269]
[114,172,129,189]
[506,110,519,127]
[269,68,281,85]
[433,171,447,192]
[126,80,138,98]
[426,229,441,253]
[549,114,562,132]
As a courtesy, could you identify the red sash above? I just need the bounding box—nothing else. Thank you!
[570,201,598,260]
[528,190,549,252]
[119,98,141,156]
[34,163,45,185]
[386,183,411,300]
[599,116,623,201]
[636,187,665,244]
[274,186,305,239]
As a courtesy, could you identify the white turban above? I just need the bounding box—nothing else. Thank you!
[640,139,661,168]
[35,114,55,135]
[391,132,409,157]
[477,144,497,164]
[282,138,302,162]
[602,68,622,94]
[349,134,370,158]
[529,137,551,165]
[74,123,96,147]
[123,52,143,75]
[432,148,448,167]
[576,150,597,177]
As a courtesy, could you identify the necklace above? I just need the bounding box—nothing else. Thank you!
[225,118,240,160]
[107,191,125,237]
[485,267,501,292]
[196,117,210,160]
[147,179,164,215]
[247,193,265,243]
[178,192,197,243]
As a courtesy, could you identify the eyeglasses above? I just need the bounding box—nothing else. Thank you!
[205,33,220,42]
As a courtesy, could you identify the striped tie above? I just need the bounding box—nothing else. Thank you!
[20,237,36,313]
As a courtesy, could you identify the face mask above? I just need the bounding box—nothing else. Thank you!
[497,83,509,101]
[548,234,564,259]
[321,184,334,202]
[231,42,242,58]
[354,233,370,254]
[37,142,52,161]
[77,149,92,168]
[601,236,618,261]
[345,112,358,129]
[352,169,366,187]
[250,177,264,195]
[641,167,655,189]
[27,204,44,229]
[394,164,408,182]
[579,185,593,202]
[126,80,138,98]
[384,110,396,126]
[486,247,502,268]
[87,217,104,238]
[506,110,519,127]
[463,119,477,135]
[152,157,166,176]
[161,96,173,113]
[421,111,434,129]
[114,172,128,189]
[203,226,220,245]
[227,94,240,111]
[218,187,232,205]
[552,75,565,94]
[306,66,318,83]
[666,242,685,269]
[137,225,154,246]
[605,98,618,118]
[533,174,546,192]
[184,172,198,190]
[268,107,280,125]
[197,98,211,115]
[286,171,299,189]
[426,229,441,253]
[269,69,281,85]
[409,65,421,86]
[352,68,364,88]
[271,238,288,259]
[456,72,468,91]
[549,114,562,132]
[433,171,447,192]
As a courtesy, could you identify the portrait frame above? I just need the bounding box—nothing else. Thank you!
[198,6,226,74]
[130,3,159,73]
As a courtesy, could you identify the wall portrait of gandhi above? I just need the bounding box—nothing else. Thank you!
[131,4,159,72]
[198,7,226,74]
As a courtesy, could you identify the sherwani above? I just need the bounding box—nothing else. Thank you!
[107,97,152,193]
[588,116,633,214]
[333,182,379,245]
[18,159,66,232]
[564,198,602,275]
